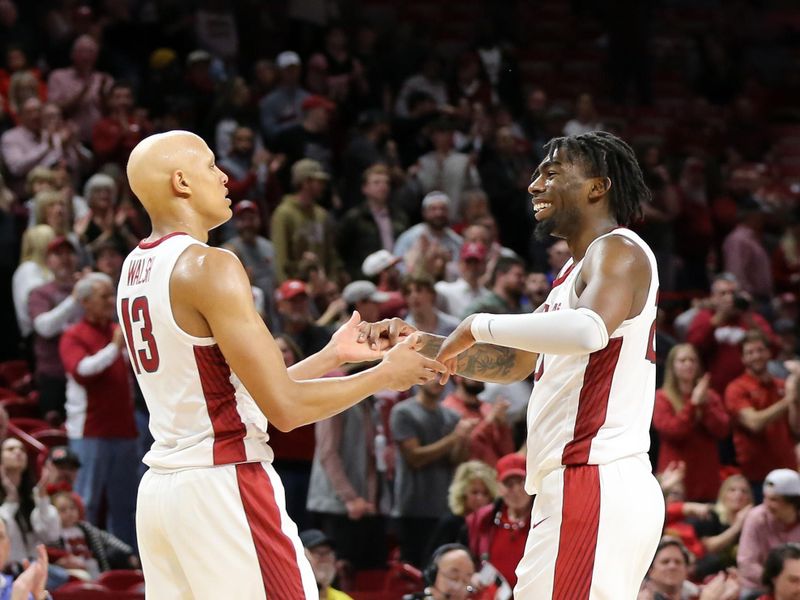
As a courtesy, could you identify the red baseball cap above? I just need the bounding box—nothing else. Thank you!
[302,95,336,112]
[496,453,526,482]
[275,279,308,301]
[233,200,259,216]
[460,242,487,261]
[46,236,76,255]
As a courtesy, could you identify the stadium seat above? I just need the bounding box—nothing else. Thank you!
[0,361,31,392]
[9,418,52,435]
[31,428,68,448]
[52,582,113,600]
[96,570,144,591]
[0,396,40,419]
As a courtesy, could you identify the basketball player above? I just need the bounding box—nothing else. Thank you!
[119,130,445,600]
[361,131,664,599]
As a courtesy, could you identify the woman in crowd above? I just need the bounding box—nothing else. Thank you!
[12,224,55,340]
[465,453,531,590]
[425,460,496,560]
[0,438,61,567]
[691,474,754,580]
[639,537,740,600]
[654,343,730,502]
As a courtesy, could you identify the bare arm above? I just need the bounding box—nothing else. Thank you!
[397,434,460,470]
[174,247,444,431]
[416,333,536,383]
[737,400,790,434]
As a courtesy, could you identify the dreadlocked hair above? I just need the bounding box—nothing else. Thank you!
[542,131,651,227]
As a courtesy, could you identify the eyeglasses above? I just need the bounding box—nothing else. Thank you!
[439,572,476,597]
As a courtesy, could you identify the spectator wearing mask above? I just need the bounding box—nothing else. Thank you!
[738,470,800,597]
[654,343,730,502]
[724,332,800,498]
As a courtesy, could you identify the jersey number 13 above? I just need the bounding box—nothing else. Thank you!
[120,296,161,374]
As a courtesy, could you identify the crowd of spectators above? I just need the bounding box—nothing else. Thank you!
[0,0,799,597]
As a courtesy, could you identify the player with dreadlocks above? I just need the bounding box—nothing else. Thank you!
[426,130,663,599]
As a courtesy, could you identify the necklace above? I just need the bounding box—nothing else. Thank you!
[493,509,528,531]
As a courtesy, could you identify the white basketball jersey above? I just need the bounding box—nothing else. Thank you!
[117,232,272,472]
[525,228,658,494]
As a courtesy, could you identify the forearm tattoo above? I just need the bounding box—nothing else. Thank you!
[417,333,519,381]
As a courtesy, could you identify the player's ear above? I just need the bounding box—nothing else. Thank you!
[172,169,191,198]
[587,176,611,200]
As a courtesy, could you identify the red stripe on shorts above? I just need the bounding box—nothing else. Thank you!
[236,462,306,599]
[552,465,601,600]
[194,344,247,464]
[561,337,623,465]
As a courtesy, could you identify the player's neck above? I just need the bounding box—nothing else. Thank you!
[149,217,208,244]
[567,217,619,261]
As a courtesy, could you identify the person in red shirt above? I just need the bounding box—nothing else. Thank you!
[724,331,800,501]
[59,271,138,547]
[759,542,800,600]
[442,376,514,468]
[654,343,730,501]
[91,81,152,168]
[687,273,778,396]
[465,453,532,590]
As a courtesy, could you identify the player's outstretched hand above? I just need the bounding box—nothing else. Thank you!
[330,311,386,364]
[357,317,417,352]
[379,333,447,391]
[435,315,477,383]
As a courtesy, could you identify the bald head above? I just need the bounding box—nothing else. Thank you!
[127,131,230,231]
[128,131,205,206]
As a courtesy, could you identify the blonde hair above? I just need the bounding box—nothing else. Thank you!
[714,474,752,526]
[33,190,71,232]
[26,166,56,196]
[447,460,497,516]
[7,71,39,114]
[661,343,703,413]
[19,225,56,267]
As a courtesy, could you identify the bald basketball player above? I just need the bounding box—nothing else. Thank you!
[118,130,444,599]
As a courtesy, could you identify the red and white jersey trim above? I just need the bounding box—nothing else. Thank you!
[117,233,272,472]
[525,228,658,494]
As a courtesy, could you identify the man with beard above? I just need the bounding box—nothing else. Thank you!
[360,131,665,599]
[218,126,270,204]
[442,375,514,467]
[462,256,526,318]
[299,530,354,600]
[522,271,551,312]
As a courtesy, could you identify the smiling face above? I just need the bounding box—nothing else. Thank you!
[528,147,593,241]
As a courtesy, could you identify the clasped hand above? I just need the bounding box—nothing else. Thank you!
[356,314,478,384]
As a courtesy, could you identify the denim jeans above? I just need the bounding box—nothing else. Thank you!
[70,437,139,549]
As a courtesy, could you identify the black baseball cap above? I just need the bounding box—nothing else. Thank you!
[49,446,81,468]
[299,529,334,550]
